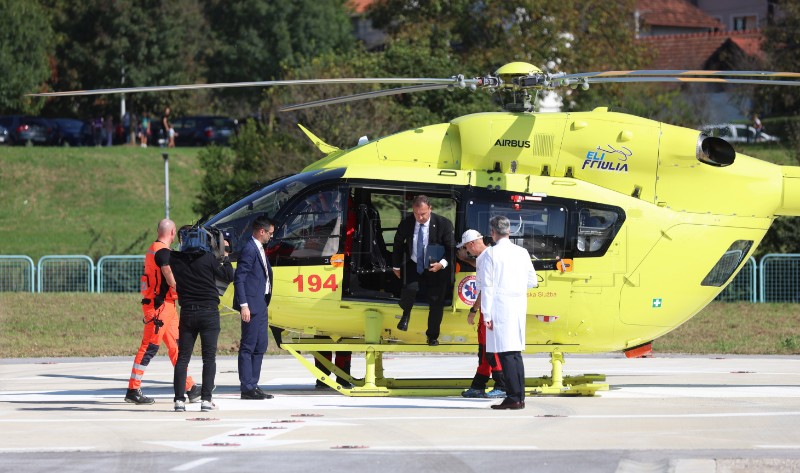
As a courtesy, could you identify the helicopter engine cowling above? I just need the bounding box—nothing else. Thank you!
[696,135,735,167]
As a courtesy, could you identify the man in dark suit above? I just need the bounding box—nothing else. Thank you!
[392,195,455,345]
[234,215,275,400]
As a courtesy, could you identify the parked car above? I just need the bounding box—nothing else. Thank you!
[0,116,60,146]
[0,124,8,145]
[701,123,780,143]
[172,116,237,146]
[52,118,93,146]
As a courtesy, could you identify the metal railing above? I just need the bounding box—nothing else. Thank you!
[0,255,36,292]
[97,255,145,293]
[2,253,800,300]
[36,255,95,293]
[759,254,800,303]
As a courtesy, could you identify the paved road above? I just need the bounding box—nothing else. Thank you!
[2,354,800,472]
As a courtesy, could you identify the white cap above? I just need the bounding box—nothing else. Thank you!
[457,229,483,248]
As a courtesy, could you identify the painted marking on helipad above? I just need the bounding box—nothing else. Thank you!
[148,419,341,451]
[369,445,541,451]
[3,411,800,426]
[170,457,219,471]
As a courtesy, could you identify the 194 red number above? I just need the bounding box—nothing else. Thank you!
[292,274,339,292]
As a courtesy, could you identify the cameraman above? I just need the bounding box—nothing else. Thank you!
[170,227,234,412]
[125,219,200,405]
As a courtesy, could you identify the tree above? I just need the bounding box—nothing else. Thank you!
[204,0,355,114]
[0,0,54,113]
[194,120,317,216]
[760,0,800,116]
[42,0,210,117]
[368,0,648,113]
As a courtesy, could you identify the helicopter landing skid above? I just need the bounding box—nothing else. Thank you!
[281,342,608,397]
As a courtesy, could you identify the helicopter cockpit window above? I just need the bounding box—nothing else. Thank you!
[576,208,619,255]
[274,187,346,260]
[204,169,345,255]
[468,202,567,261]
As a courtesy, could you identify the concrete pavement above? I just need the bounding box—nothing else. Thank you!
[2,353,800,472]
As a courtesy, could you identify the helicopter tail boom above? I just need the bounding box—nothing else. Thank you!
[778,166,800,216]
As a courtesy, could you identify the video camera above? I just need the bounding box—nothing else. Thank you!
[179,225,226,262]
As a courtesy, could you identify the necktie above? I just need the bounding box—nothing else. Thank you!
[262,245,270,294]
[416,224,425,274]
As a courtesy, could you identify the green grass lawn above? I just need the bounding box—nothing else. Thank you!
[0,293,281,358]
[0,146,202,261]
[0,294,798,358]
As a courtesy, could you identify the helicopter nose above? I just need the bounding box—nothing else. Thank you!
[697,135,735,167]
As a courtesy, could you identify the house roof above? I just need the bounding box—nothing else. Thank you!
[637,0,723,30]
[639,30,764,70]
[348,0,373,14]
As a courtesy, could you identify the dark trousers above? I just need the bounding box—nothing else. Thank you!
[400,260,446,340]
[174,306,220,402]
[497,351,525,403]
[238,309,268,391]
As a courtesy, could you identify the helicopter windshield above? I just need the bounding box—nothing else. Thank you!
[204,168,346,252]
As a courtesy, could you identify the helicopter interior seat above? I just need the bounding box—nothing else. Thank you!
[346,202,396,299]
[577,216,606,253]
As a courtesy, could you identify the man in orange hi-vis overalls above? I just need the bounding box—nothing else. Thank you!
[125,219,200,405]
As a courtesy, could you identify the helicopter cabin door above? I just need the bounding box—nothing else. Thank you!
[344,188,457,307]
[270,185,350,331]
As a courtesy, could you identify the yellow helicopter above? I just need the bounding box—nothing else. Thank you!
[33,62,800,396]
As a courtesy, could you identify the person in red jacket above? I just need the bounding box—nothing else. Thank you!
[125,219,200,405]
[456,229,506,399]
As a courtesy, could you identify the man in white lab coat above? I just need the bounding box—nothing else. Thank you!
[477,215,538,410]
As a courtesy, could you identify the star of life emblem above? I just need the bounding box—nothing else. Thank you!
[457,275,477,306]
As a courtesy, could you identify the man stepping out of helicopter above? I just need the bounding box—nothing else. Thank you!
[391,195,455,346]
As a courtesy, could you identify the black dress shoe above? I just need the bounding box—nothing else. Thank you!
[396,314,410,331]
[241,388,267,400]
[427,338,439,346]
[490,400,525,410]
[254,386,274,399]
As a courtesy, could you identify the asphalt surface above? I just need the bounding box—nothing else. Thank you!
[2,353,800,472]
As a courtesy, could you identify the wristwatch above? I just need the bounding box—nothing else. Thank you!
[469,307,477,314]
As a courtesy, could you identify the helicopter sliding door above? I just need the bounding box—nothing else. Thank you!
[460,190,627,346]
[344,186,457,307]
[460,192,567,325]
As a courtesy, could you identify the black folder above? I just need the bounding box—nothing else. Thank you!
[426,244,445,264]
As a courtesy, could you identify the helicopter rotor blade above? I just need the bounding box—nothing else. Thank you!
[561,70,800,80]
[27,77,475,98]
[279,83,458,112]
[582,76,800,87]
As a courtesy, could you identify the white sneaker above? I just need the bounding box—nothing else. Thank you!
[174,400,185,412]
[201,400,216,412]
